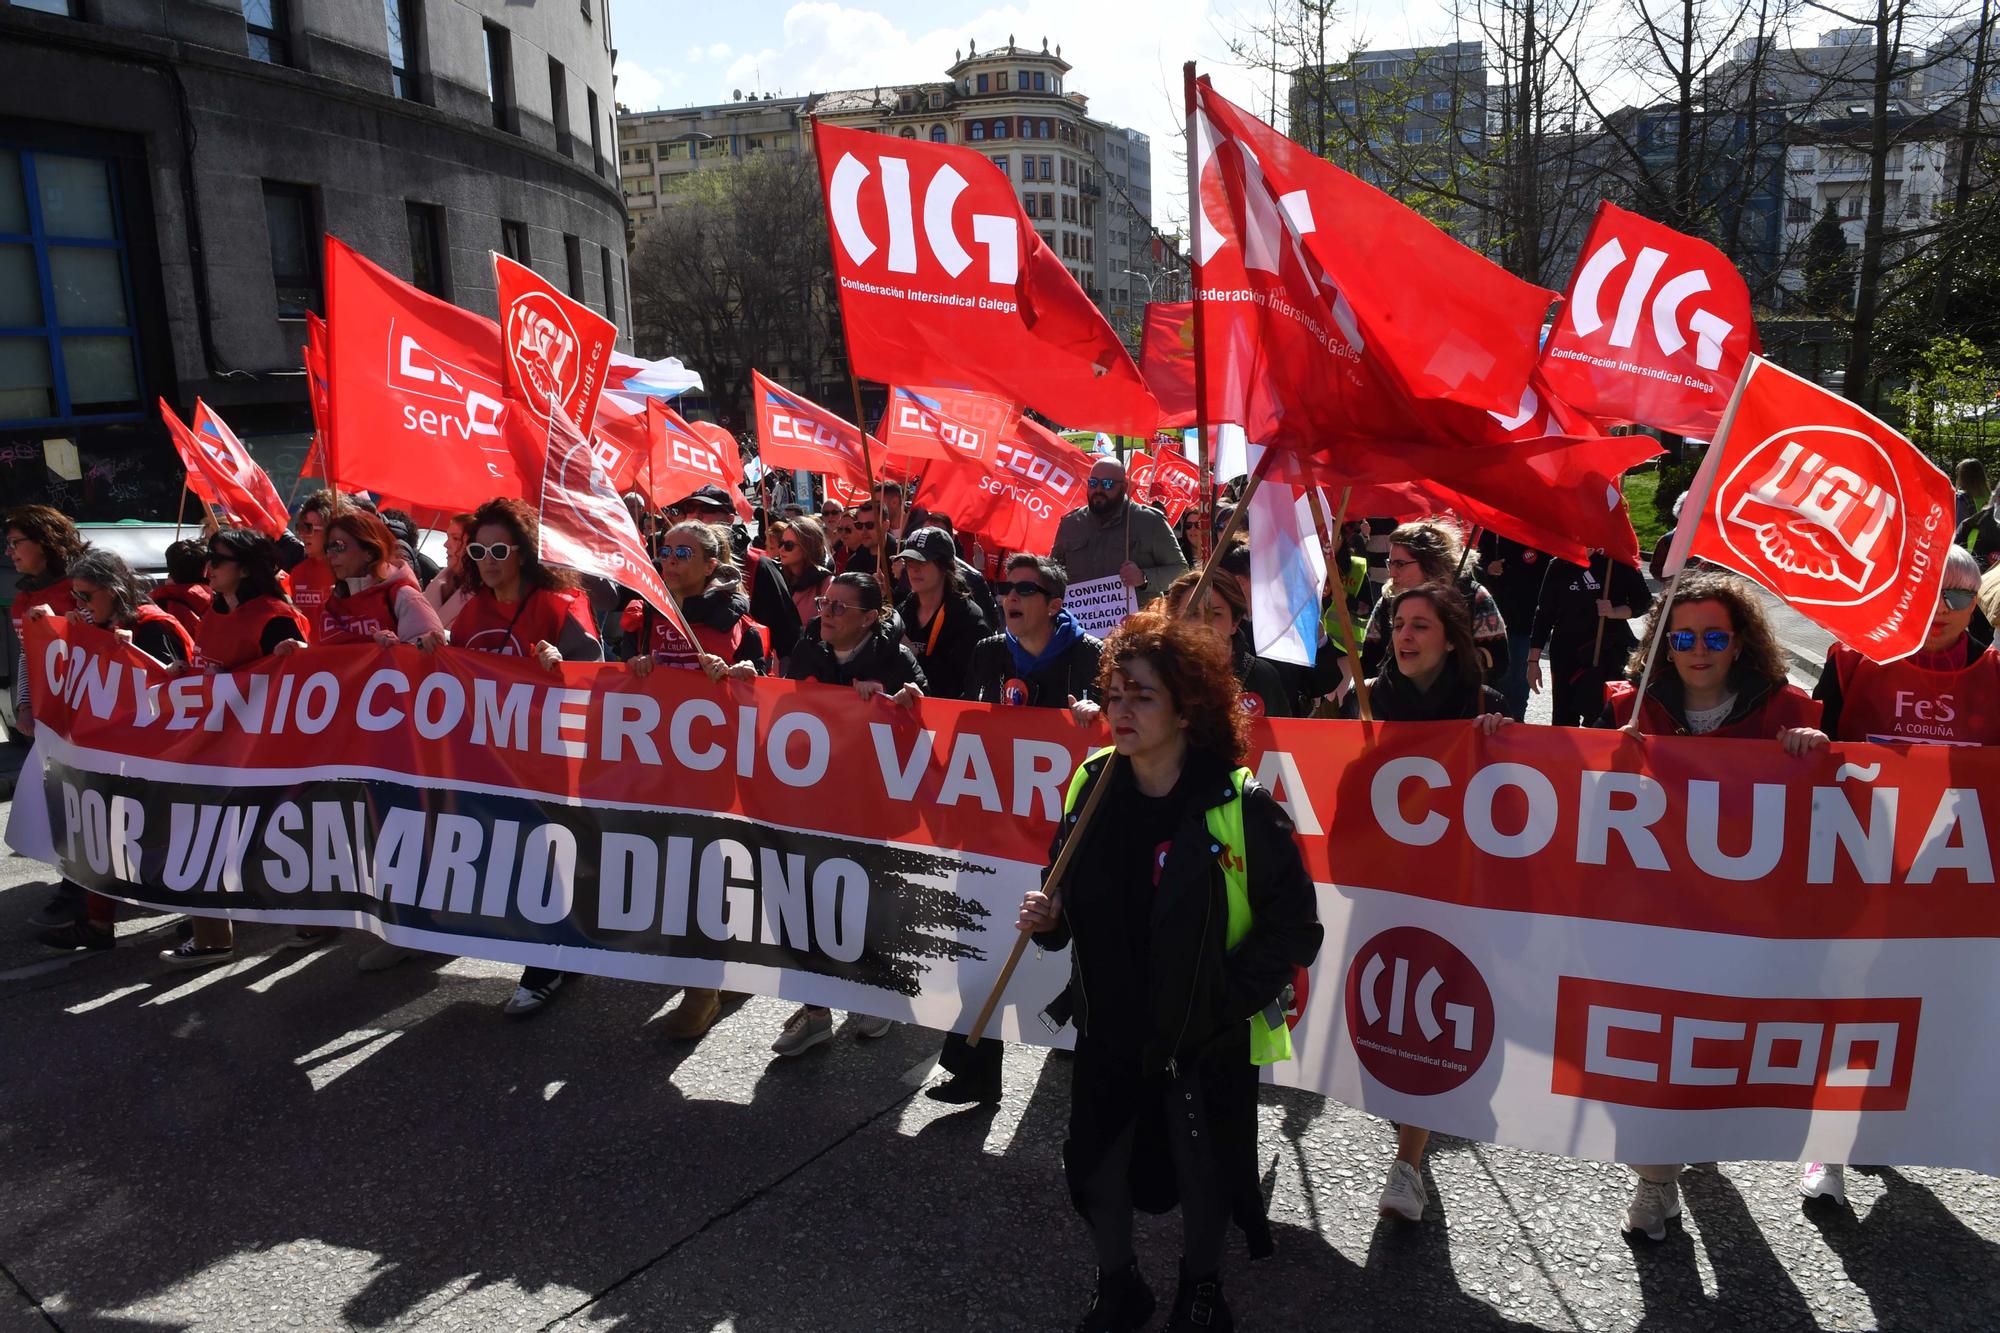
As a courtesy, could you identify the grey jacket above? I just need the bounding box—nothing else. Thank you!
[1050,501,1189,599]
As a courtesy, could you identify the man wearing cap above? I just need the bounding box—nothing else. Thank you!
[874,479,929,541]
[1051,458,1187,600]
[673,485,802,659]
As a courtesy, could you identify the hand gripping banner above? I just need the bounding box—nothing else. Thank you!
[12,617,2000,1173]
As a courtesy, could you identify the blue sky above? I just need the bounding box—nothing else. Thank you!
[609,1,1346,232]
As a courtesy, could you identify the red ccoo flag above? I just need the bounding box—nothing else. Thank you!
[1540,201,1760,436]
[813,119,1160,436]
[752,370,879,490]
[1664,356,1954,662]
[919,416,1087,554]
[880,385,1017,466]
[159,398,291,538]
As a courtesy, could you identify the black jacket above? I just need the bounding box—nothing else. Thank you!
[1234,640,1296,718]
[1034,747,1323,1076]
[966,629,1102,706]
[1344,663,1504,721]
[1530,556,1652,668]
[784,626,927,692]
[740,548,802,659]
[897,592,989,700]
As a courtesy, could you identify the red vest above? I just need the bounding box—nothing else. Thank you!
[129,601,196,666]
[1605,679,1823,739]
[194,595,310,671]
[1829,641,2000,746]
[10,578,75,643]
[288,557,335,640]
[319,569,419,644]
[450,586,587,657]
[151,582,212,636]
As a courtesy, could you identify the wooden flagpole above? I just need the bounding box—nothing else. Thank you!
[1183,61,1217,568]
[174,477,190,543]
[1306,485,1371,721]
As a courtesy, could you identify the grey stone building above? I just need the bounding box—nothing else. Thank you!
[0,0,628,518]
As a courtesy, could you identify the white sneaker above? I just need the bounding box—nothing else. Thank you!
[771,1005,833,1057]
[1378,1160,1428,1222]
[1623,1176,1682,1241]
[1800,1162,1846,1201]
[850,1013,894,1039]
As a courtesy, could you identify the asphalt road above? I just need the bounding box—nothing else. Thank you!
[3,788,1997,1333]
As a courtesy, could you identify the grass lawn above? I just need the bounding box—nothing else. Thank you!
[1623,464,1666,554]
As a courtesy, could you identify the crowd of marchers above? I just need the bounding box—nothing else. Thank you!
[7,454,1999,1333]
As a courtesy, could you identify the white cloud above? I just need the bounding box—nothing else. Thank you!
[707,41,734,61]
[614,59,680,112]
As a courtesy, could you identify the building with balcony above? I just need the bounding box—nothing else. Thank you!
[1776,102,1959,300]
[615,36,1171,349]
[1,0,629,518]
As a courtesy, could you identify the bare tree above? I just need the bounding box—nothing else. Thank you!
[627,151,844,426]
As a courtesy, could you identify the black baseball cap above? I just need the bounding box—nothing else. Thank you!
[890,526,955,566]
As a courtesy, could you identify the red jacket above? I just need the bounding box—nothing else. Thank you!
[194,595,310,671]
[151,581,213,636]
[318,566,421,644]
[449,585,590,657]
[1603,677,1822,739]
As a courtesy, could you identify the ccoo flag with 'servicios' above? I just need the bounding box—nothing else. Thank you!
[1665,356,1955,663]
[812,119,1160,437]
[1540,201,1760,437]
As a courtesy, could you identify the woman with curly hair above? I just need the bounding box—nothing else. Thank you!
[1591,567,1826,1242]
[6,504,85,745]
[1018,609,1322,1333]
[440,498,601,1014]
[1161,566,1294,717]
[1358,518,1509,688]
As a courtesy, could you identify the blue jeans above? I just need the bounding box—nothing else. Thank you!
[1501,631,1532,721]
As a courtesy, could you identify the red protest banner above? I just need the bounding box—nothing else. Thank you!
[1666,356,1955,662]
[813,119,1159,436]
[1540,201,1760,436]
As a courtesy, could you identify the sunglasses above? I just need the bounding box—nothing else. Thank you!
[325,539,352,555]
[466,542,514,562]
[205,549,240,566]
[815,597,870,617]
[778,539,800,552]
[662,544,698,561]
[1668,629,1733,652]
[297,521,326,536]
[1941,587,1977,611]
[996,580,1053,598]
[1086,478,1120,491]
[854,521,877,532]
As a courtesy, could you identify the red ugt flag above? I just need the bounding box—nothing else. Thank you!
[752,370,878,489]
[1540,201,1760,436]
[492,253,683,629]
[159,398,290,538]
[813,120,1160,436]
[1666,356,1954,662]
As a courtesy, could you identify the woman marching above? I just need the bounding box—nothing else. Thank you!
[313,508,446,649]
[7,505,86,928]
[627,520,766,1043]
[32,549,196,951]
[1594,568,1827,1240]
[891,526,988,700]
[1161,566,1295,718]
[164,528,310,967]
[1019,609,1322,1333]
[444,499,603,1014]
[1340,583,1509,1223]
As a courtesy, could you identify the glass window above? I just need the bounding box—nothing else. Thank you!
[243,0,290,64]
[386,0,421,100]
[263,182,320,318]
[993,119,1008,139]
[991,156,1008,176]
[50,247,129,326]
[977,74,989,93]
[564,233,584,299]
[1040,155,1053,180]
[484,22,513,131]
[1431,91,1451,111]
[0,145,143,426]
[0,340,55,420]
[1034,71,1047,91]
[930,125,947,143]
[599,244,614,317]
[969,122,985,142]
[997,72,1009,91]
[501,218,529,263]
[14,0,81,14]
[36,155,115,239]
[406,201,447,297]
[587,89,603,173]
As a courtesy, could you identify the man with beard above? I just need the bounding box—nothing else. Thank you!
[1051,458,1187,602]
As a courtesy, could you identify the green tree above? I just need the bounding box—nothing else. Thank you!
[1889,334,2000,477]
[1801,201,1855,316]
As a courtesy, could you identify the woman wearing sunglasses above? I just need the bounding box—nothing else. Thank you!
[772,515,834,636]
[309,509,445,650]
[772,571,920,1056]
[158,529,310,968]
[621,521,765,683]
[1593,568,1827,1240]
[422,513,479,629]
[443,498,602,1016]
[32,548,195,952]
[890,526,988,701]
